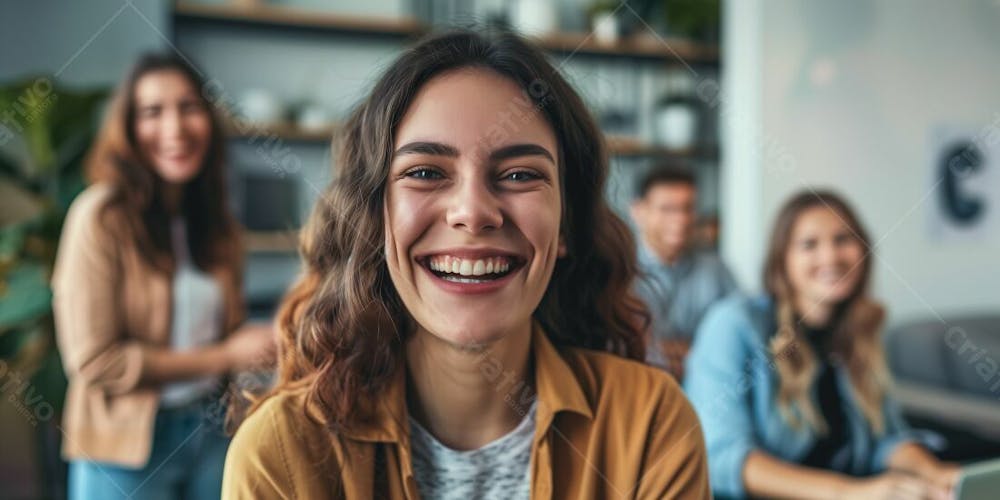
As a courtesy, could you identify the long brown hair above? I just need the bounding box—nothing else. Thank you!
[85,53,240,278]
[258,29,649,433]
[764,190,889,434]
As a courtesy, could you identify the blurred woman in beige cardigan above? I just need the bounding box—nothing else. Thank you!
[52,53,274,500]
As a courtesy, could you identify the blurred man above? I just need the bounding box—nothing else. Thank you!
[631,165,738,379]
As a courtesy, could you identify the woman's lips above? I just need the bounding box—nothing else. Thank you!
[419,257,524,295]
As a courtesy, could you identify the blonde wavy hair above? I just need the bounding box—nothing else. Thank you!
[764,190,891,435]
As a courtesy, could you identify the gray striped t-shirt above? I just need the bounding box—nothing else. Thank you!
[408,400,537,499]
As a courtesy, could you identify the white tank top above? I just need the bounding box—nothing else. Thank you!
[160,217,224,407]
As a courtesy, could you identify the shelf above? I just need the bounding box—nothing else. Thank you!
[174,2,425,38]
[534,32,719,64]
[173,2,718,63]
[605,135,719,159]
[244,229,299,253]
[224,122,715,159]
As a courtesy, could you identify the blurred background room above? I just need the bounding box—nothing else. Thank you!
[1,0,998,498]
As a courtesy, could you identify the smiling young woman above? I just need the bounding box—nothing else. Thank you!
[52,54,275,500]
[684,191,959,499]
[222,30,709,499]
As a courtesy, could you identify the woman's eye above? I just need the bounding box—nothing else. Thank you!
[834,233,855,246]
[503,170,541,182]
[180,101,203,113]
[404,168,443,180]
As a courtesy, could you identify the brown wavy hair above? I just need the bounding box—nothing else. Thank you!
[257,29,649,433]
[764,190,889,434]
[85,52,241,280]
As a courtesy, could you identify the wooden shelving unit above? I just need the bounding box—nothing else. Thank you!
[175,2,724,286]
[605,135,719,160]
[173,2,719,64]
[535,31,718,64]
[174,2,425,38]
[244,229,299,253]
[177,2,721,159]
[225,121,716,159]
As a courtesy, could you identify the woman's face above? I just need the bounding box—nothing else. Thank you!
[385,68,563,348]
[132,69,211,184]
[785,206,866,311]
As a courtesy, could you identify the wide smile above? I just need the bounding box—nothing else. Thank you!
[159,149,197,162]
[814,268,850,285]
[417,253,527,294]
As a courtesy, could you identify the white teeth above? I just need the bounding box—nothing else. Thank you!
[442,275,491,284]
[427,255,515,277]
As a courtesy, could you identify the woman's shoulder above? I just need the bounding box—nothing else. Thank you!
[560,347,708,494]
[562,347,695,421]
[55,183,123,268]
[224,389,343,498]
[66,183,115,218]
[696,293,774,344]
[230,389,325,451]
[62,183,123,238]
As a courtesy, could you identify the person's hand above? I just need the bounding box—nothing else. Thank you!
[920,461,960,497]
[223,324,276,372]
[841,471,949,500]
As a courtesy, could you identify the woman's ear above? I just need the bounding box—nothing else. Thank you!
[558,235,567,257]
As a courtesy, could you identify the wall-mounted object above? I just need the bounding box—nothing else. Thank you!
[927,125,998,243]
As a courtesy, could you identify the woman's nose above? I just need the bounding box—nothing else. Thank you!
[819,241,844,266]
[445,178,503,234]
[161,108,183,139]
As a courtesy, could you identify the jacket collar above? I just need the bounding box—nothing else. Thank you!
[333,321,593,443]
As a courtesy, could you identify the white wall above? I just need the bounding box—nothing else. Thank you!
[722,0,1000,324]
[0,0,168,87]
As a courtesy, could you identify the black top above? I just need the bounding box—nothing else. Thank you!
[799,325,854,473]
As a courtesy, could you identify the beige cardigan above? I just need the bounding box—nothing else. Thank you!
[52,184,245,467]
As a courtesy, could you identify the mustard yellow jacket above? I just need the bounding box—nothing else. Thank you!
[222,324,709,499]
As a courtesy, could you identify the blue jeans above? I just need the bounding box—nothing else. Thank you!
[68,400,230,500]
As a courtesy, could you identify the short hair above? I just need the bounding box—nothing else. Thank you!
[635,163,696,200]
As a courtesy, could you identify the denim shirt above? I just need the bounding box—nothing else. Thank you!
[634,245,738,342]
[683,295,922,498]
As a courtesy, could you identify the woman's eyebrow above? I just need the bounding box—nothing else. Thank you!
[392,141,555,164]
[393,141,460,159]
[488,143,555,164]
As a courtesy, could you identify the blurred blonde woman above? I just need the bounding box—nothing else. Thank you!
[53,53,274,500]
[685,190,958,499]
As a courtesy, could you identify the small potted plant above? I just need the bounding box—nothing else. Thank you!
[662,0,720,41]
